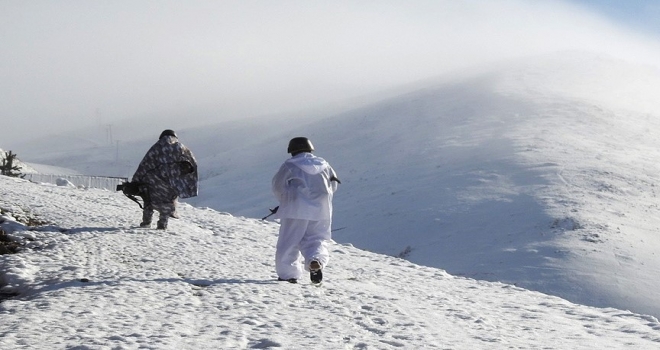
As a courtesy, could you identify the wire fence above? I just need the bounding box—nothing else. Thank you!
[23,174,128,191]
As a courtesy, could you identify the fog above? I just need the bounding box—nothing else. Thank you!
[2,0,660,145]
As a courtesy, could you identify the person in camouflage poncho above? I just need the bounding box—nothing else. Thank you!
[132,129,198,229]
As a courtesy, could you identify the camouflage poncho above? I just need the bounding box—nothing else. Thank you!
[132,135,198,200]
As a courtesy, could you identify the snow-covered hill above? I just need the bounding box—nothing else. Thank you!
[9,52,660,320]
[1,176,659,349]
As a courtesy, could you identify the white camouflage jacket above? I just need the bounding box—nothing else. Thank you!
[272,152,339,221]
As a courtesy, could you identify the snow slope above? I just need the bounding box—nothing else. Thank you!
[190,52,660,319]
[9,52,660,320]
[1,176,660,349]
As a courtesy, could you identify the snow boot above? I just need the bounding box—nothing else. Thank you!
[309,260,322,284]
[278,277,298,284]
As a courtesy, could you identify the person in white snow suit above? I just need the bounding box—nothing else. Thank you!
[272,137,340,284]
[132,129,198,230]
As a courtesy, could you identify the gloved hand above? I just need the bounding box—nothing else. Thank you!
[179,161,195,174]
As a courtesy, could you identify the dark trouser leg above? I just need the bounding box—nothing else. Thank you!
[141,201,154,227]
[148,186,177,230]
[154,201,176,229]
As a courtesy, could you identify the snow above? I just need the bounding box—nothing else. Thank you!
[22,173,126,191]
[22,162,83,176]
[174,52,660,319]
[4,51,660,347]
[2,175,660,349]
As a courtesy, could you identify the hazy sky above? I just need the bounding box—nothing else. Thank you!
[568,0,660,37]
[2,0,660,145]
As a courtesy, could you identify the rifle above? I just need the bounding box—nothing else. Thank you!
[117,181,147,209]
[261,206,279,221]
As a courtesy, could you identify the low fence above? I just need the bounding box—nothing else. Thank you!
[23,174,128,192]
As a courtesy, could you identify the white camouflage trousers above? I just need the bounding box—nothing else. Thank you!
[275,218,331,280]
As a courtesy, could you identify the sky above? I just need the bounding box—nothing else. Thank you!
[2,176,660,349]
[569,0,660,36]
[2,0,660,145]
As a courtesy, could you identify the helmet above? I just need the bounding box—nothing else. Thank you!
[159,129,177,139]
[287,137,314,154]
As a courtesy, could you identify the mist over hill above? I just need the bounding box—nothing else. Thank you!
[10,51,660,318]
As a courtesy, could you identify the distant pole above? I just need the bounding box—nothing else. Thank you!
[106,124,113,145]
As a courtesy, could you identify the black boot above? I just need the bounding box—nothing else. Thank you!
[277,277,298,284]
[309,261,322,284]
